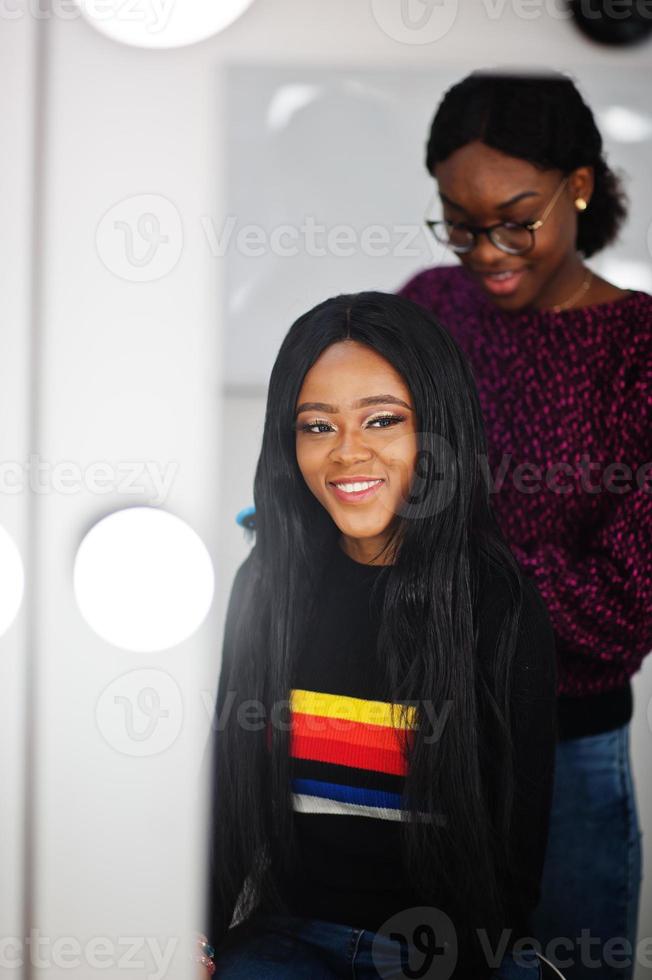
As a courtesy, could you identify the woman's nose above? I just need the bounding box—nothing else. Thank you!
[331,428,373,459]
[465,233,505,266]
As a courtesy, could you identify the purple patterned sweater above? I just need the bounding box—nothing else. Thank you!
[398,264,652,723]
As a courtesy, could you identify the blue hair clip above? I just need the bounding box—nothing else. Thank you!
[235,506,256,530]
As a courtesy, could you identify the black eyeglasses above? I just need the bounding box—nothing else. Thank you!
[424,176,569,256]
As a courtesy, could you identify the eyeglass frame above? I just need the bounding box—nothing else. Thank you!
[424,175,570,255]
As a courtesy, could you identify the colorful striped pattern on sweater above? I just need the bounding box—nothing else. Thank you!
[287,688,418,822]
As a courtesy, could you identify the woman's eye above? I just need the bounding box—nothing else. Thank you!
[300,421,332,434]
[299,414,405,434]
[368,414,405,428]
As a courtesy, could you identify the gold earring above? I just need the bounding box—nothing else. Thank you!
[574,197,588,211]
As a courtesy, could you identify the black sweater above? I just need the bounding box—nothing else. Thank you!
[207,540,557,977]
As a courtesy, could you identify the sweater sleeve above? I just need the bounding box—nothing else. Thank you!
[510,343,652,673]
[202,550,255,945]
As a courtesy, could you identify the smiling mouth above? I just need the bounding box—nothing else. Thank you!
[328,478,385,502]
[473,267,527,296]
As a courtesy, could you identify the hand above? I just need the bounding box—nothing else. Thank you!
[193,934,216,978]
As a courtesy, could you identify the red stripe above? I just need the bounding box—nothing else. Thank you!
[290,713,413,776]
[291,731,407,774]
[292,711,413,752]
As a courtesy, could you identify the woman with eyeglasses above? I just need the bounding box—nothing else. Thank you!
[398,69,652,980]
[200,290,557,979]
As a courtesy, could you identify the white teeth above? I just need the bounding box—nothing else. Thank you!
[334,479,382,493]
[487,270,518,279]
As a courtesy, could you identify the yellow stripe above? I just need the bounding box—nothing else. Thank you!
[290,688,418,729]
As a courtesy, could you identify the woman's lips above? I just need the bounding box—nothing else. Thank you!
[329,479,385,502]
[476,267,527,296]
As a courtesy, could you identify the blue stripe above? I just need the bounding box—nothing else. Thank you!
[292,777,403,810]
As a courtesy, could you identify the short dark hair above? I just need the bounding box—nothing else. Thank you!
[425,68,628,258]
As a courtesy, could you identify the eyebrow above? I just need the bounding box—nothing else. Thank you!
[440,189,540,212]
[294,394,413,416]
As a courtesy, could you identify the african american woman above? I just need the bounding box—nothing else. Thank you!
[398,68,652,980]
[201,291,557,979]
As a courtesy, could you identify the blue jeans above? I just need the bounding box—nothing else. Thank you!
[529,723,643,980]
[214,911,542,978]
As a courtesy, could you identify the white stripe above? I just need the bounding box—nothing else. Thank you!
[292,794,446,825]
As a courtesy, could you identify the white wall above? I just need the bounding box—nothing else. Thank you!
[0,9,37,979]
[1,2,650,978]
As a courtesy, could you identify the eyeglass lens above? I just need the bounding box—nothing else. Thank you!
[434,223,533,255]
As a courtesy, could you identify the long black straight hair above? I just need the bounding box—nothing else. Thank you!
[209,290,525,958]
